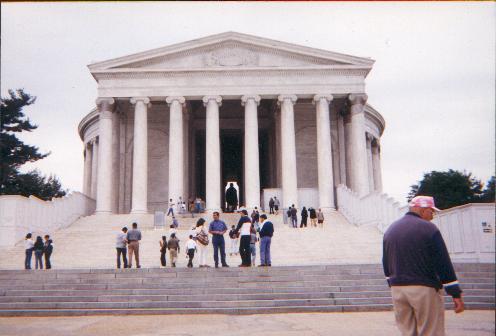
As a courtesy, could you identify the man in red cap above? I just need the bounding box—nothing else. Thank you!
[383,195,464,336]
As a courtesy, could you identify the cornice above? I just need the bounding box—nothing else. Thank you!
[364,104,385,136]
[78,108,99,140]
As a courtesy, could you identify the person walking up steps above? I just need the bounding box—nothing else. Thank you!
[167,233,180,267]
[185,235,197,268]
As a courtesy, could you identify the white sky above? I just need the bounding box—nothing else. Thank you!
[1,2,495,203]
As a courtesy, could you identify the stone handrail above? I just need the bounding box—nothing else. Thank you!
[0,193,96,247]
[336,184,408,232]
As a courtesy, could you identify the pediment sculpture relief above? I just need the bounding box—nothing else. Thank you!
[204,49,259,67]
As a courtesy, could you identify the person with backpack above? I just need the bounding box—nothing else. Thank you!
[195,218,210,267]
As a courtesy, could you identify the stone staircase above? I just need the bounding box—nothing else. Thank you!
[0,211,385,269]
[0,263,493,316]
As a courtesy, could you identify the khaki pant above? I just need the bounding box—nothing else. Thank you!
[169,249,178,265]
[127,241,140,268]
[392,286,445,336]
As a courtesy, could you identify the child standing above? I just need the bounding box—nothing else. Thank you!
[228,225,239,256]
[185,235,197,268]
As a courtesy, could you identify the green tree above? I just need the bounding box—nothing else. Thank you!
[407,169,484,210]
[0,89,66,200]
[479,176,495,202]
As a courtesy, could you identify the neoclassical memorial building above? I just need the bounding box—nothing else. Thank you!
[78,32,385,215]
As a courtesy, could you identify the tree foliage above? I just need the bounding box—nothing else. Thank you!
[408,170,495,210]
[0,89,66,200]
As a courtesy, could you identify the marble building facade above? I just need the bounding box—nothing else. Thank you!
[78,32,385,214]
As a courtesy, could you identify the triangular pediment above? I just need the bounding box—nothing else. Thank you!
[89,32,374,71]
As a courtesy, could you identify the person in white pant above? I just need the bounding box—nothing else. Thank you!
[228,225,239,256]
[195,218,210,267]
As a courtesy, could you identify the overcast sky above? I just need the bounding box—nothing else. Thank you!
[1,2,494,203]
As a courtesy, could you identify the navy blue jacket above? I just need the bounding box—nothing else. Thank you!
[383,212,462,298]
[259,221,274,237]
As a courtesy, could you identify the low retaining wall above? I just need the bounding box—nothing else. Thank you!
[0,193,95,247]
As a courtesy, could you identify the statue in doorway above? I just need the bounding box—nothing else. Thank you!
[225,183,238,213]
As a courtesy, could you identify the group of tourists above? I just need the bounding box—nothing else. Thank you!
[114,208,274,269]
[284,204,325,228]
[24,233,53,270]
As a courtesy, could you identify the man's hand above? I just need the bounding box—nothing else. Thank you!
[453,297,464,313]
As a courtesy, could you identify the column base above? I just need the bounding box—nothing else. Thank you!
[130,210,148,215]
[94,210,113,215]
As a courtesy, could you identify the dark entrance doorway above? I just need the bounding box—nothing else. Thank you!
[221,130,243,210]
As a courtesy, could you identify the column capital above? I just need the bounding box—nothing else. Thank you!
[165,96,186,106]
[130,97,151,107]
[241,95,261,106]
[348,93,368,106]
[313,94,334,104]
[277,94,297,105]
[202,95,222,107]
[96,98,115,113]
[366,132,375,142]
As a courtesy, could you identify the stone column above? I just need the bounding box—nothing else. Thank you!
[95,98,115,214]
[348,93,369,197]
[337,112,347,186]
[130,97,151,214]
[372,138,383,193]
[366,133,375,193]
[241,95,261,209]
[166,96,186,205]
[83,142,93,196]
[90,138,99,199]
[277,94,298,208]
[314,94,335,210]
[203,95,222,211]
[344,113,352,189]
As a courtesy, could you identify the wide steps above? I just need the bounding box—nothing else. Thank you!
[0,264,493,316]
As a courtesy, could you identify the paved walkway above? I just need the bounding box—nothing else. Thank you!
[0,311,494,336]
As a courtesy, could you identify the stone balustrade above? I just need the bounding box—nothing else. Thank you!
[0,193,96,247]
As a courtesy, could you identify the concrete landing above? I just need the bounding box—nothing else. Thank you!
[0,311,493,336]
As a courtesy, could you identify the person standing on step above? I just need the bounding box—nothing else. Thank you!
[290,204,298,228]
[208,211,229,268]
[228,225,239,256]
[234,209,253,267]
[273,196,280,215]
[225,182,238,213]
[167,233,180,267]
[43,235,53,270]
[195,218,210,267]
[309,207,317,227]
[185,235,197,268]
[126,222,142,268]
[251,206,260,230]
[258,214,274,267]
[269,197,275,215]
[115,227,128,269]
[249,224,258,266]
[33,236,44,270]
[159,235,167,267]
[383,195,464,336]
[24,233,34,270]
[317,208,325,228]
[300,206,308,228]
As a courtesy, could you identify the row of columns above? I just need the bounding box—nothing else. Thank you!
[88,93,371,215]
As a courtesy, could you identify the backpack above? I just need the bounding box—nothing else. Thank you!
[196,230,209,246]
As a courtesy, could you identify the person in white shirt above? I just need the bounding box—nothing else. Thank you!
[185,235,197,268]
[195,218,209,267]
[24,233,34,270]
[166,198,175,217]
